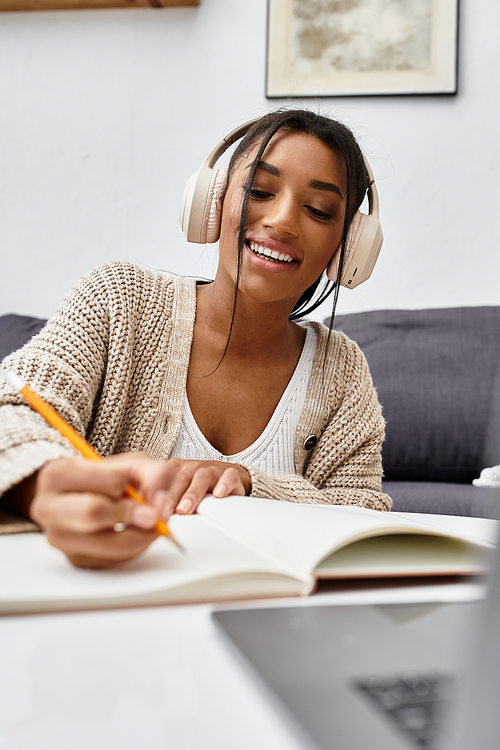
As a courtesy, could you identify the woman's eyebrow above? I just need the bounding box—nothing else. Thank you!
[309,180,344,200]
[247,161,344,200]
[245,160,281,177]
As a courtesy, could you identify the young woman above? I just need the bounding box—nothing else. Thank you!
[0,109,391,568]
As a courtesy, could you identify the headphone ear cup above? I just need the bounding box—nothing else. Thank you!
[326,210,383,289]
[326,211,364,283]
[179,165,227,244]
[203,168,228,244]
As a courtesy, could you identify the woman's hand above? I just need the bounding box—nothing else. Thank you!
[30,457,159,569]
[128,455,251,518]
[29,454,251,568]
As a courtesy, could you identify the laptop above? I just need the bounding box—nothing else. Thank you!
[212,516,500,750]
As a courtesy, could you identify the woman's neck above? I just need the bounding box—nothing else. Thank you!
[187,275,308,453]
[195,277,303,362]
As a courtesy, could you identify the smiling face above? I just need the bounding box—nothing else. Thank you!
[217,130,348,309]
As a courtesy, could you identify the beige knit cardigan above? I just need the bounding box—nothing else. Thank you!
[0,261,391,521]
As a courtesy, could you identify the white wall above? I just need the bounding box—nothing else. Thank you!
[1,0,499,321]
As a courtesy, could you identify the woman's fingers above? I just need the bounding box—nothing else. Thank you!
[171,462,249,515]
[29,454,252,569]
[129,502,160,529]
[34,492,135,534]
[175,465,222,514]
[32,459,160,533]
[36,457,130,499]
[112,457,235,517]
[30,457,162,569]
[212,466,247,498]
[108,455,251,518]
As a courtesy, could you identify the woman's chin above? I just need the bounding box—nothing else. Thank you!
[236,273,301,310]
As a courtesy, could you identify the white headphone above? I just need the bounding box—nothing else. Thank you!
[179,118,383,289]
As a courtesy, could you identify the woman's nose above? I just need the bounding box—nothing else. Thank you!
[263,196,299,237]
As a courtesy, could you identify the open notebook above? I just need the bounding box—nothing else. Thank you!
[0,496,497,614]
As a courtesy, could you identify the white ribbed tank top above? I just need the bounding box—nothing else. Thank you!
[169,326,318,475]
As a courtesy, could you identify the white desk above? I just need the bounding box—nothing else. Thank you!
[0,580,487,750]
[1,512,497,749]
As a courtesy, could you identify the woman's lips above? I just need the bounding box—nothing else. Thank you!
[244,240,299,274]
[246,239,299,265]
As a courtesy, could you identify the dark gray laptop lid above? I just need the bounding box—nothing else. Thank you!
[444,534,500,750]
[213,528,500,750]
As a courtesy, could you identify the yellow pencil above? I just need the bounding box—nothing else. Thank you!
[5,371,184,552]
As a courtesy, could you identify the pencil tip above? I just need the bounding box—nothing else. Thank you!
[168,532,186,554]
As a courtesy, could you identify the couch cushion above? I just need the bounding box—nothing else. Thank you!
[326,307,500,484]
[0,314,47,362]
[384,481,500,518]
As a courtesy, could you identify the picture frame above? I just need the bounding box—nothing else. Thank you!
[266,0,459,98]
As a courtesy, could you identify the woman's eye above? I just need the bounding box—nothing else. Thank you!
[307,206,333,220]
[249,189,272,199]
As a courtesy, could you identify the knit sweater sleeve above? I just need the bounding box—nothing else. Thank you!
[0,266,114,496]
[240,330,391,512]
[0,261,178,498]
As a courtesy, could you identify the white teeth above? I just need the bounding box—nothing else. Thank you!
[249,242,294,263]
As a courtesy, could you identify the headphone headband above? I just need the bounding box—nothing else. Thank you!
[204,118,260,169]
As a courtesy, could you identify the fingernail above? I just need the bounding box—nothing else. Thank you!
[177,498,192,514]
[131,504,158,528]
[213,482,227,498]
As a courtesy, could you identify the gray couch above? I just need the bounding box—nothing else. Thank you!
[328,306,500,517]
[2,308,500,518]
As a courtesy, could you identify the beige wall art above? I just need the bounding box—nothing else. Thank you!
[267,0,458,97]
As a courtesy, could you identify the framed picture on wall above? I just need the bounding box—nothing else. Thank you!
[266,0,459,98]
